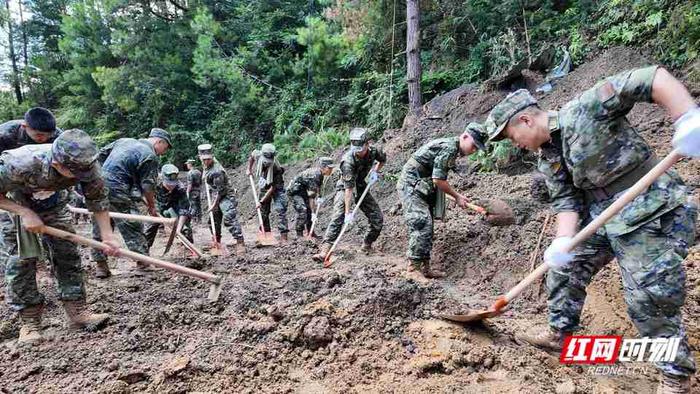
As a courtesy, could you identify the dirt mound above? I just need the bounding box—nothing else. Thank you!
[0,46,698,392]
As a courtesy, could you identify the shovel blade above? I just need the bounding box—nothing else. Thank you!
[323,254,336,268]
[439,308,502,323]
[481,199,515,226]
[207,281,222,301]
[255,231,278,246]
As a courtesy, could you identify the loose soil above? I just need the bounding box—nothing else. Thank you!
[0,47,698,393]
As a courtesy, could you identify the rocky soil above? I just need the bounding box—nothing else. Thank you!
[0,46,698,393]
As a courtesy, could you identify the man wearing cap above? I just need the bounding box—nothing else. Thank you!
[0,108,63,264]
[199,144,246,254]
[0,129,120,344]
[485,66,700,392]
[246,143,289,242]
[397,123,487,278]
[144,164,193,252]
[185,159,202,223]
[312,127,386,262]
[287,157,335,239]
[90,127,172,278]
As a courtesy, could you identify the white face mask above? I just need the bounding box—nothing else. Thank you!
[32,190,56,201]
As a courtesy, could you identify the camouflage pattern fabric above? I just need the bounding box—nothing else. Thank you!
[258,187,289,234]
[486,66,697,377]
[188,168,202,220]
[188,168,202,193]
[98,138,159,203]
[287,168,323,197]
[144,183,193,249]
[91,198,149,263]
[290,194,312,234]
[334,146,387,192]
[322,187,383,245]
[396,137,460,262]
[210,196,244,242]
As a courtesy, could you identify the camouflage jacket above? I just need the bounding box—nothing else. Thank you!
[288,167,324,197]
[99,138,159,202]
[251,150,285,192]
[0,144,109,212]
[336,146,387,191]
[187,168,202,192]
[155,182,190,217]
[405,137,460,181]
[538,65,688,236]
[203,160,230,197]
[0,120,62,152]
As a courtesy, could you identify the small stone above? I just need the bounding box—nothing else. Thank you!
[483,357,494,369]
[555,379,577,394]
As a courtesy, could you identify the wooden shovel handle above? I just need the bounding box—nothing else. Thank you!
[248,174,268,231]
[68,206,176,225]
[40,225,220,284]
[445,195,487,214]
[495,149,683,310]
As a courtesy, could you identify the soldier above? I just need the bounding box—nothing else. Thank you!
[312,128,386,262]
[397,123,487,278]
[485,66,700,393]
[287,157,335,239]
[144,164,194,253]
[0,108,62,263]
[0,129,120,344]
[186,159,202,223]
[199,144,246,254]
[246,143,289,242]
[91,128,171,278]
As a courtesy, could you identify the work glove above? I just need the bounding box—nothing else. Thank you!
[544,236,574,269]
[344,212,354,225]
[311,213,318,222]
[672,107,700,158]
[368,170,381,184]
[315,197,324,206]
[257,177,267,189]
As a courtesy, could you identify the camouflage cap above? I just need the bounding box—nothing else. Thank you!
[318,156,335,168]
[161,164,179,186]
[486,89,538,141]
[198,144,213,159]
[149,128,172,146]
[464,122,487,151]
[51,129,100,180]
[349,127,369,146]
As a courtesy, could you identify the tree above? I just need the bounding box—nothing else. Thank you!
[405,0,421,117]
[5,0,23,103]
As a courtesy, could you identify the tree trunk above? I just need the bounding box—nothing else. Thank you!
[18,0,28,70]
[406,0,422,117]
[5,0,23,103]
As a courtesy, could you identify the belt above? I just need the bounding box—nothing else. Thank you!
[583,155,658,202]
[407,157,430,175]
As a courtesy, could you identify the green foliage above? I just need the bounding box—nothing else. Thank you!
[273,127,349,163]
[469,140,519,172]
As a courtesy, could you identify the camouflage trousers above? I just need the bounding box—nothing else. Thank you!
[258,188,289,234]
[322,188,383,245]
[546,202,697,377]
[145,209,193,250]
[397,185,433,262]
[92,199,148,263]
[189,190,201,221]
[4,204,85,311]
[0,212,13,266]
[209,196,244,242]
[289,194,312,235]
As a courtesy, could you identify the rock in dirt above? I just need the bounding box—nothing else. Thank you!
[555,379,577,394]
[303,316,333,347]
[117,370,148,385]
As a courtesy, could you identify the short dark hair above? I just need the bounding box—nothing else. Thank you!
[24,107,56,133]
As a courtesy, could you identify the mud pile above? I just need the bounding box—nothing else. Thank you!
[0,46,698,393]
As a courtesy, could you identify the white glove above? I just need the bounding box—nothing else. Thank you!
[673,107,700,158]
[257,177,267,189]
[344,212,354,225]
[315,197,324,205]
[311,213,318,222]
[368,170,381,184]
[544,236,574,269]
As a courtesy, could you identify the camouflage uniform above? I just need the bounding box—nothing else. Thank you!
[397,137,460,262]
[287,168,325,235]
[203,159,244,242]
[91,138,159,263]
[251,149,289,234]
[187,167,202,221]
[144,183,193,249]
[488,66,697,377]
[0,143,109,310]
[0,120,62,265]
[323,146,386,245]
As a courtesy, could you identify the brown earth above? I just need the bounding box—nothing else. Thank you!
[0,46,698,393]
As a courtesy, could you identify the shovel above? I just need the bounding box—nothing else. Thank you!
[323,167,379,268]
[33,223,223,301]
[441,149,683,323]
[203,171,224,256]
[248,175,278,246]
[445,195,515,226]
[306,200,323,240]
